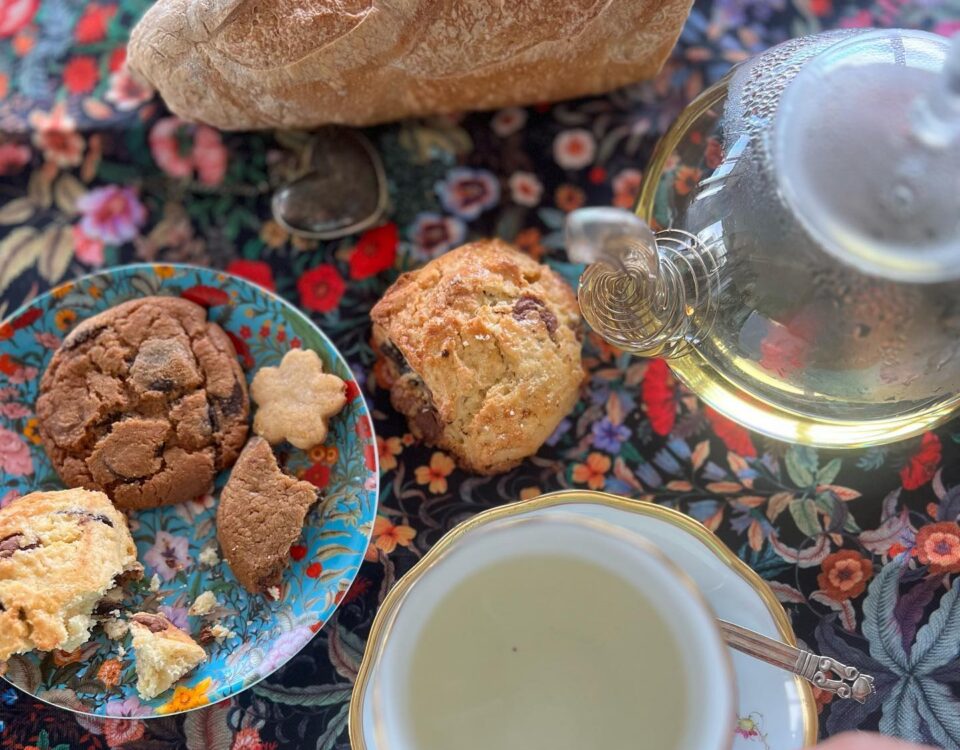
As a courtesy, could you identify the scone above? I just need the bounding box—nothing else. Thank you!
[37,296,250,510]
[129,612,207,700]
[251,349,346,450]
[0,489,142,664]
[370,240,583,474]
[217,437,320,594]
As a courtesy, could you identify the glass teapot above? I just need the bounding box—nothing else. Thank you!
[570,28,960,448]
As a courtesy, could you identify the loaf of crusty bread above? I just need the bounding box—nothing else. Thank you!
[128,0,693,130]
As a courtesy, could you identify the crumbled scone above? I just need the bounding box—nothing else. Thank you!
[0,489,142,663]
[198,546,220,567]
[370,239,583,474]
[149,574,161,592]
[188,591,217,616]
[251,349,346,450]
[103,617,129,640]
[129,612,207,700]
[208,624,236,643]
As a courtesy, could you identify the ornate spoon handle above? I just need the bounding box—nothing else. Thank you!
[717,619,876,703]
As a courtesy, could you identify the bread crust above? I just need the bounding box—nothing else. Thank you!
[128,0,693,129]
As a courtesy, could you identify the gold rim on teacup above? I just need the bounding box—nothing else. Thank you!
[348,489,818,749]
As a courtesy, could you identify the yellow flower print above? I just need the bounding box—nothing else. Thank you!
[153,265,175,278]
[414,451,455,494]
[571,452,611,490]
[51,282,74,299]
[377,436,402,472]
[369,515,416,556]
[23,418,42,445]
[157,678,212,714]
[87,285,102,299]
[260,220,289,248]
[54,309,77,331]
[519,486,542,501]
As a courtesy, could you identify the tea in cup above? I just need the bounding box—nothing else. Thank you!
[357,513,736,750]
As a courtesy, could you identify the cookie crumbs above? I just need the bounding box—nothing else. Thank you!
[188,591,218,617]
[198,546,220,567]
[103,618,129,640]
[148,573,161,592]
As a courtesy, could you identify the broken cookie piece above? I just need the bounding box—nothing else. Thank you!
[0,489,142,663]
[251,349,346,450]
[129,612,207,700]
[217,437,320,594]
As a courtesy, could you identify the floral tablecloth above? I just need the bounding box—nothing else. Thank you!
[2,0,960,748]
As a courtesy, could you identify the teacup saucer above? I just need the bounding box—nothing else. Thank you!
[350,490,817,750]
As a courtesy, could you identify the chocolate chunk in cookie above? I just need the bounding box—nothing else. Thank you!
[37,296,250,510]
[217,437,320,594]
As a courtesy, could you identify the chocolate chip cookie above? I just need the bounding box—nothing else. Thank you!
[371,239,583,474]
[217,437,320,594]
[37,296,250,510]
[0,489,142,664]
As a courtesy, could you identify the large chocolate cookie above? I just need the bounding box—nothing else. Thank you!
[37,297,250,510]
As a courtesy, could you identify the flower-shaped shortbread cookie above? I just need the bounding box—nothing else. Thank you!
[251,349,346,450]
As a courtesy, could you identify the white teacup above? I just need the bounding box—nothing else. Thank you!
[356,513,736,750]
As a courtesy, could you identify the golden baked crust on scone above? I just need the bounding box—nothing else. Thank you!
[0,489,142,664]
[371,239,583,474]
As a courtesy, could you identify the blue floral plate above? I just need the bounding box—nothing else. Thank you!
[0,264,379,717]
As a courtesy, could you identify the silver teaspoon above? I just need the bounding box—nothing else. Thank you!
[718,619,876,703]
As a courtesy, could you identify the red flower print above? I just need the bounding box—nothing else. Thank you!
[349,223,398,280]
[817,550,873,601]
[914,522,960,575]
[227,259,275,291]
[11,307,41,330]
[674,166,702,197]
[305,562,323,578]
[289,545,306,561]
[364,442,377,471]
[74,3,116,44]
[63,56,99,95]
[900,432,941,490]
[180,285,229,308]
[809,0,832,15]
[108,46,126,73]
[344,380,361,402]
[641,359,676,436]
[0,0,39,38]
[612,169,642,210]
[588,166,607,184]
[0,353,19,376]
[343,576,372,604]
[0,141,30,176]
[303,463,330,489]
[705,137,724,170]
[704,407,756,458]
[225,331,254,369]
[298,264,345,313]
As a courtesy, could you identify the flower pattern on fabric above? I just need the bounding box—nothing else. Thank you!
[3,0,960,747]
